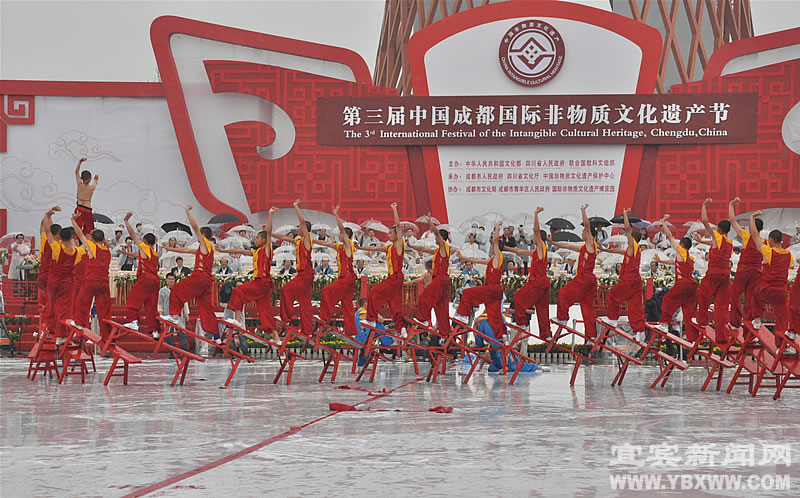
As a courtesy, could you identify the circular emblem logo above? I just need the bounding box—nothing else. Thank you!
[499,20,565,87]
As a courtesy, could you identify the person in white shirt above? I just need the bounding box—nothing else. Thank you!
[361,229,381,247]
[158,273,189,355]
[354,259,371,277]
[228,252,242,273]
[7,233,31,279]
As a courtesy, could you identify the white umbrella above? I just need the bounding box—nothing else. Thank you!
[362,219,390,233]
[787,243,800,259]
[274,245,295,254]
[602,253,624,266]
[220,236,250,250]
[646,220,674,231]
[460,247,488,259]
[353,252,374,262]
[343,222,362,234]
[483,211,504,225]
[640,248,664,265]
[398,221,419,234]
[273,253,294,263]
[163,230,192,244]
[547,251,563,262]
[139,224,166,239]
[685,221,713,234]
[312,252,333,264]
[502,251,523,266]
[458,215,490,231]
[509,212,534,227]
[556,248,580,261]
[415,215,440,224]
[227,224,255,235]
[311,223,332,232]
[605,235,628,245]
[273,224,296,235]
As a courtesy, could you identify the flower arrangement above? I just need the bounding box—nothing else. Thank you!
[17,253,39,270]
[0,247,7,266]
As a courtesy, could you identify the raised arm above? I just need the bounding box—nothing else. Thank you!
[118,247,139,259]
[580,204,594,251]
[454,250,489,266]
[692,232,712,245]
[313,238,337,249]
[74,157,87,184]
[293,199,311,250]
[426,212,447,257]
[161,243,195,254]
[504,246,534,256]
[660,214,679,252]
[272,232,294,243]
[391,202,403,257]
[185,205,207,255]
[728,197,745,240]
[70,211,91,253]
[124,212,141,246]
[548,236,582,253]
[749,211,764,247]
[701,198,718,248]
[215,245,251,256]
[598,245,626,255]
[40,206,60,237]
[623,208,635,256]
[533,206,545,260]
[490,220,502,268]
[356,243,385,253]
[332,205,352,257]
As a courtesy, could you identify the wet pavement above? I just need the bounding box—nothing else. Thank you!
[2,357,799,497]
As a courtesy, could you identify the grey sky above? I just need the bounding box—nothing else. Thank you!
[1,0,798,82]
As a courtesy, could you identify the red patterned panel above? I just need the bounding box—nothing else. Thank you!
[644,61,800,224]
[206,61,417,222]
[0,95,35,152]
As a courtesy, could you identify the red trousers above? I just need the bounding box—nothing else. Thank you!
[320,275,356,335]
[367,274,405,329]
[417,275,451,338]
[556,274,597,338]
[514,282,551,339]
[73,205,94,233]
[279,270,314,336]
[47,279,73,338]
[38,274,52,330]
[790,279,800,333]
[170,273,217,333]
[660,280,699,341]
[729,269,761,327]
[695,273,730,327]
[607,279,646,332]
[229,279,275,332]
[457,284,506,338]
[72,277,83,317]
[748,283,789,333]
[75,279,112,341]
[126,276,160,333]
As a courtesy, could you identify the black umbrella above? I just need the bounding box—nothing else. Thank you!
[610,213,643,224]
[546,218,576,230]
[586,216,611,227]
[552,231,582,243]
[161,221,191,234]
[208,213,241,224]
[92,213,114,224]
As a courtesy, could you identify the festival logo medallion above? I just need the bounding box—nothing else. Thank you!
[499,20,565,87]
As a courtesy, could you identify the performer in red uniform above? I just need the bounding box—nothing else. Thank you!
[748,218,795,349]
[652,214,699,340]
[454,220,507,340]
[727,197,764,330]
[408,212,452,342]
[313,205,358,336]
[551,204,599,338]
[218,207,278,335]
[71,243,88,316]
[272,200,315,339]
[359,202,408,338]
[162,205,219,341]
[790,276,800,337]
[71,212,112,341]
[37,206,62,333]
[599,209,646,336]
[692,198,733,343]
[506,207,551,345]
[73,157,97,234]
[122,212,160,338]
[47,226,85,344]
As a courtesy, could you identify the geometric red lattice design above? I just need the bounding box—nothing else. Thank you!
[0,94,35,152]
[205,61,417,223]
[644,60,800,225]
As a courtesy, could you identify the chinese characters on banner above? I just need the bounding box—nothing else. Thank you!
[317,93,757,146]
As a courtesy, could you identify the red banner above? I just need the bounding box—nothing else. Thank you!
[317,93,757,146]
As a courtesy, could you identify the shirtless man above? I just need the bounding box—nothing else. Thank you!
[74,157,98,234]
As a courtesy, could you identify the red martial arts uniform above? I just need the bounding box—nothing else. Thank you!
[607,239,646,332]
[228,244,275,332]
[320,240,357,335]
[170,237,217,333]
[790,277,800,334]
[729,230,764,327]
[47,242,85,338]
[660,246,699,340]
[514,241,551,339]
[75,240,112,340]
[695,231,733,341]
[457,252,506,338]
[748,245,794,333]
[417,241,451,338]
[279,234,315,335]
[125,242,160,333]
[366,239,406,328]
[38,233,54,328]
[71,253,87,316]
[73,204,95,234]
[556,241,598,338]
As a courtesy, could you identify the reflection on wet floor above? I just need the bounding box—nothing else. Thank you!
[2,358,799,497]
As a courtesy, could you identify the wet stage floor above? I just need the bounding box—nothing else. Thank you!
[2,357,800,497]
